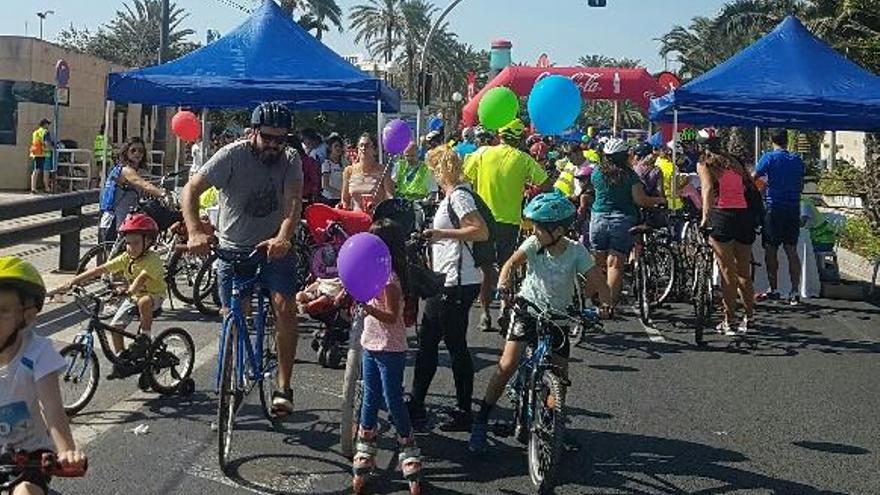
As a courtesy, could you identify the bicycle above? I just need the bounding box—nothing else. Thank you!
[213,248,280,473]
[339,305,365,459]
[0,447,87,491]
[629,222,676,326]
[57,287,195,415]
[691,227,716,346]
[568,273,604,345]
[504,297,576,494]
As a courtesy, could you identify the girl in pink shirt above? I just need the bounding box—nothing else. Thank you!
[353,219,421,489]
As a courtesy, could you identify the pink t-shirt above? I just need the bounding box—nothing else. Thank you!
[361,272,407,353]
[716,168,747,209]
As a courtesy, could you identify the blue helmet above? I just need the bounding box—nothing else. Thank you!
[523,192,576,229]
[251,102,292,129]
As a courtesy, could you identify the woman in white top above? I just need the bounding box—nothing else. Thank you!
[408,147,489,432]
[320,134,346,205]
[340,133,394,213]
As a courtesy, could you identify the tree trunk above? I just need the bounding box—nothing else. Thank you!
[864,132,880,228]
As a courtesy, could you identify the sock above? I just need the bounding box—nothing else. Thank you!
[475,401,494,424]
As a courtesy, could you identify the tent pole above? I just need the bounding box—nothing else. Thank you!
[377,99,383,164]
[671,109,678,203]
[754,127,760,167]
[829,131,836,169]
[102,100,112,181]
[174,106,181,181]
[612,101,619,135]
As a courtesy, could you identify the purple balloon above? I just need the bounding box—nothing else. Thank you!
[337,232,392,303]
[383,119,412,155]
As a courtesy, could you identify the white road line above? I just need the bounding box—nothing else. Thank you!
[640,320,667,343]
[71,339,219,448]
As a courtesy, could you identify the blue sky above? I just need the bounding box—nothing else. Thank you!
[1,0,729,71]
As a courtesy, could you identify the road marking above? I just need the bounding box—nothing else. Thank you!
[71,339,219,448]
[640,320,667,343]
[36,308,81,331]
[186,464,323,494]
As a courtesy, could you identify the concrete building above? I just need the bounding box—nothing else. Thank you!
[822,131,867,169]
[0,36,169,191]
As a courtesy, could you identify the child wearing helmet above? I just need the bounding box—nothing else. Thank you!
[55,213,167,378]
[0,257,87,494]
[468,192,610,453]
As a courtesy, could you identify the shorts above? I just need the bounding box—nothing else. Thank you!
[0,449,53,494]
[763,205,800,247]
[495,222,520,267]
[32,156,53,172]
[216,250,300,308]
[110,295,164,328]
[506,310,570,359]
[709,208,756,245]
[589,212,636,254]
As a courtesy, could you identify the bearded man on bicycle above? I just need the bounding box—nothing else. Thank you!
[181,102,304,415]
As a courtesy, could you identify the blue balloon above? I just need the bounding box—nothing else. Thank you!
[527,76,582,136]
[428,116,444,131]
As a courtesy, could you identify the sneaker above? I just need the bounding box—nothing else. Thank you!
[271,388,294,416]
[438,409,472,433]
[756,291,781,302]
[406,401,429,432]
[468,422,489,453]
[715,321,734,335]
[737,317,750,335]
[479,313,493,333]
[788,293,800,306]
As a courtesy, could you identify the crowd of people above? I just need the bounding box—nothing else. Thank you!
[1,98,811,494]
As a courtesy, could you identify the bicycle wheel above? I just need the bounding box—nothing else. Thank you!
[59,343,99,415]
[339,346,363,458]
[148,327,196,394]
[76,242,116,274]
[528,371,566,494]
[217,322,239,472]
[647,245,676,306]
[166,250,203,305]
[568,275,587,346]
[194,254,221,317]
[258,322,281,421]
[635,258,651,325]
[693,259,709,346]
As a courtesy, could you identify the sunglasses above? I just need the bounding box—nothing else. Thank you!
[129,148,146,154]
[259,131,287,146]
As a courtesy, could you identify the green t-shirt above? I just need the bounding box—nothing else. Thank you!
[517,235,593,314]
[591,167,639,217]
[463,144,548,225]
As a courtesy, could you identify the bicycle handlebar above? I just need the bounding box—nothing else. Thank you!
[0,451,87,489]
[211,246,267,265]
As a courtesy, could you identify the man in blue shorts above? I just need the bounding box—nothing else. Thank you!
[181,102,304,415]
[755,129,804,305]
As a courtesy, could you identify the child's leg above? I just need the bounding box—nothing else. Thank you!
[474,339,524,423]
[359,350,382,431]
[375,351,411,439]
[108,298,138,354]
[136,295,156,336]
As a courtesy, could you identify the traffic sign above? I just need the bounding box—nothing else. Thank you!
[55,59,70,88]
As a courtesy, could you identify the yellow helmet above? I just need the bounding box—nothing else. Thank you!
[0,256,46,310]
[499,118,525,142]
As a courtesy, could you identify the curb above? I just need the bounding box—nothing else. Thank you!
[837,246,878,285]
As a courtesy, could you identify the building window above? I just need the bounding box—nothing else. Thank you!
[0,80,68,146]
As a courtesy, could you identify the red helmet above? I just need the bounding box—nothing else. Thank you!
[529,141,548,160]
[119,213,159,236]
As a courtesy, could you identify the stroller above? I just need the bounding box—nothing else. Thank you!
[301,204,371,368]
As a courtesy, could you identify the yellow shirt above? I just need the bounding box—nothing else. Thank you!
[583,149,600,164]
[105,251,167,297]
[464,144,548,225]
[655,157,683,211]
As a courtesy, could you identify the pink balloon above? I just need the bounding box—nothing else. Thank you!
[171,111,201,142]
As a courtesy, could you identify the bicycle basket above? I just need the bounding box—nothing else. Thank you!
[138,198,182,231]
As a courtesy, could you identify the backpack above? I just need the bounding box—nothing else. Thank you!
[99,164,124,213]
[446,185,497,268]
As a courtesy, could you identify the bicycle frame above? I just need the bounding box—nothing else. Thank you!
[509,331,555,428]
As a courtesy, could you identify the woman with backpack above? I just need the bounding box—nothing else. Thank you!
[98,137,167,242]
[407,148,490,433]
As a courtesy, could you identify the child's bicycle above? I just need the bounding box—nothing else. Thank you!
[504,297,579,495]
[0,447,87,491]
[213,248,281,474]
[57,286,196,415]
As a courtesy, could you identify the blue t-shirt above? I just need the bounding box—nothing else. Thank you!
[455,141,478,159]
[755,149,804,207]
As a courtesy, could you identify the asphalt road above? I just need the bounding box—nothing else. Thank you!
[32,291,879,495]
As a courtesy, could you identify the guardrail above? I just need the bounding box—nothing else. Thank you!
[0,189,101,271]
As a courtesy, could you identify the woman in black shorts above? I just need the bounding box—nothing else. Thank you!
[697,131,756,335]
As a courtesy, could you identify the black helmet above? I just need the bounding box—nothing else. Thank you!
[634,141,653,159]
[251,102,292,129]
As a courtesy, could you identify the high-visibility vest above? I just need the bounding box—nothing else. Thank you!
[394,161,431,200]
[553,159,578,197]
[94,134,109,162]
[30,128,47,158]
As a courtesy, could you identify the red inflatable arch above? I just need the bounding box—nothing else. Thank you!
[461,65,673,127]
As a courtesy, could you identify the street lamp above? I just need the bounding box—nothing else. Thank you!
[451,92,463,130]
[416,0,465,140]
[36,10,54,40]
[451,92,463,103]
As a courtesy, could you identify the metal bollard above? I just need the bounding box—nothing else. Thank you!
[59,205,81,272]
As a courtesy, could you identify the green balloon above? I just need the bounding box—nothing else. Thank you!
[478,87,519,130]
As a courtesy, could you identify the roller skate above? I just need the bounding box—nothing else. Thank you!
[351,428,377,494]
[398,437,422,494]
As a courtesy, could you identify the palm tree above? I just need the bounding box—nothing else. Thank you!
[578,54,641,68]
[349,0,404,63]
[279,0,344,40]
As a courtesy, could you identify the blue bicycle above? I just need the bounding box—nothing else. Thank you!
[214,248,280,472]
[505,297,601,494]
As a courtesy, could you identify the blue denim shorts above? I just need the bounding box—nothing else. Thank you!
[589,212,636,254]
[216,250,299,308]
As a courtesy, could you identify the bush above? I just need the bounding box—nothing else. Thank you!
[840,215,880,261]
[818,163,866,195]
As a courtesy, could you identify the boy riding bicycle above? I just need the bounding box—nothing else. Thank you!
[0,257,87,494]
[469,193,610,452]
[54,213,166,378]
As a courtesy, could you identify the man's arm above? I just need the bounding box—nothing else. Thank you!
[182,173,212,236]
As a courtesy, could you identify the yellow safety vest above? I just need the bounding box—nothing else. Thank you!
[30,128,47,158]
[553,159,578,197]
[94,134,109,162]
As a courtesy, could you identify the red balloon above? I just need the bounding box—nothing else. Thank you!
[171,111,201,142]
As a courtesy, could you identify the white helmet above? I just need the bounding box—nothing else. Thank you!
[461,127,476,142]
[602,137,630,156]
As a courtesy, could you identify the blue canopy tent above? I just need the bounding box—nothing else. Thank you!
[650,16,880,131]
[107,0,399,112]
